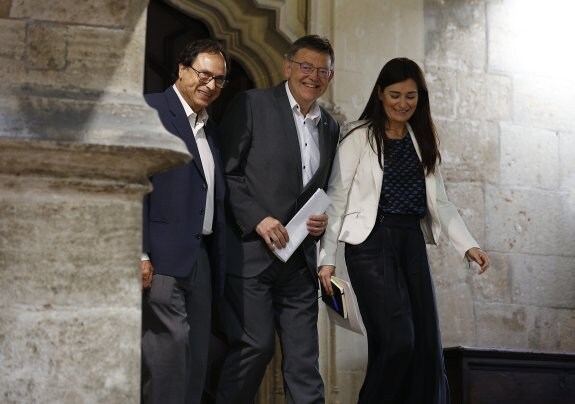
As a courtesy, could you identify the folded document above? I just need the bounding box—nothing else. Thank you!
[273,188,331,263]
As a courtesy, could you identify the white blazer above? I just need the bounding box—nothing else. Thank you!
[318,120,479,267]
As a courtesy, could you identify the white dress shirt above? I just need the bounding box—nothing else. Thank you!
[173,84,215,235]
[285,82,321,187]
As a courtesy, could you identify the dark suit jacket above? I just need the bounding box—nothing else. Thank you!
[142,86,226,299]
[219,82,339,286]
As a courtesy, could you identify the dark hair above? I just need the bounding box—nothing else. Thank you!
[285,35,335,67]
[175,38,229,77]
[348,57,440,174]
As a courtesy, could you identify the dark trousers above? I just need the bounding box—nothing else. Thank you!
[215,256,324,404]
[345,214,449,404]
[141,243,212,404]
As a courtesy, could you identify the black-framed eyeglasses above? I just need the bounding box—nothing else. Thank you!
[289,60,333,80]
[188,66,229,89]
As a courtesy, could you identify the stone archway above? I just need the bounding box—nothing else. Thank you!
[144,0,256,123]
[165,0,307,88]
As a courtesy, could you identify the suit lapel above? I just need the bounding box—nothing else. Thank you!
[205,123,225,198]
[165,87,206,181]
[302,111,331,195]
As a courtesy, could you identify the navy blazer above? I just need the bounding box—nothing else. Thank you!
[142,86,226,299]
[219,82,339,286]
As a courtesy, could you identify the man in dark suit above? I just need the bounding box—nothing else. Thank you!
[215,35,339,404]
[140,39,228,404]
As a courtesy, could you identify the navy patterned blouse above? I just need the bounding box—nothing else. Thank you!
[378,135,427,218]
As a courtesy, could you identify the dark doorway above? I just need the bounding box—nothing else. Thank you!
[144,0,255,123]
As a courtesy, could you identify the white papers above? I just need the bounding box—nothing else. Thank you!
[273,188,331,263]
[324,276,365,336]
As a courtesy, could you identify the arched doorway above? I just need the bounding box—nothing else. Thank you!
[144,0,255,123]
[143,2,255,403]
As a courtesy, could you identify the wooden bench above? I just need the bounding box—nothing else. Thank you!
[444,346,575,404]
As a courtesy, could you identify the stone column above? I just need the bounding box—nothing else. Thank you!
[0,1,189,403]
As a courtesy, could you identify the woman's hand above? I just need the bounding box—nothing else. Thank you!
[465,247,490,274]
[318,265,336,295]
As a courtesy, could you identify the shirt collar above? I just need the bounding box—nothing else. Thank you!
[284,81,321,124]
[173,84,209,125]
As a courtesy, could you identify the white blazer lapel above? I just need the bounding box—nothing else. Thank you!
[370,137,384,198]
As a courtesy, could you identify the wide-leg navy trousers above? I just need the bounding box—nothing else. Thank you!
[345,214,449,404]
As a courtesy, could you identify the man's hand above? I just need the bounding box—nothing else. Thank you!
[140,260,154,290]
[256,216,289,251]
[307,213,328,237]
[318,265,335,295]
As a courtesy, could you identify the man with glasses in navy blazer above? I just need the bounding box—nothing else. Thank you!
[215,35,340,404]
[141,39,228,404]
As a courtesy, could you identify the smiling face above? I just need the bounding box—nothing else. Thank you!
[175,51,227,113]
[284,48,333,115]
[378,78,419,131]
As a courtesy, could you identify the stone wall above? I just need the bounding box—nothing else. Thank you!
[0,1,189,402]
[424,0,575,351]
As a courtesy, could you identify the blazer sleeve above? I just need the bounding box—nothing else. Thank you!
[219,92,269,236]
[433,165,480,258]
[319,125,367,267]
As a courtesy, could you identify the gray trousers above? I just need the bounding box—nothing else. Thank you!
[216,259,324,404]
[141,244,211,404]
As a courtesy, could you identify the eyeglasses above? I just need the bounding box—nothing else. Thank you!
[188,66,229,89]
[289,60,333,80]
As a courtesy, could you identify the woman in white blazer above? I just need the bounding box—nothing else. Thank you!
[318,58,489,404]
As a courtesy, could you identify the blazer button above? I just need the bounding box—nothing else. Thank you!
[199,209,205,216]
[195,233,202,240]
[202,183,207,191]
